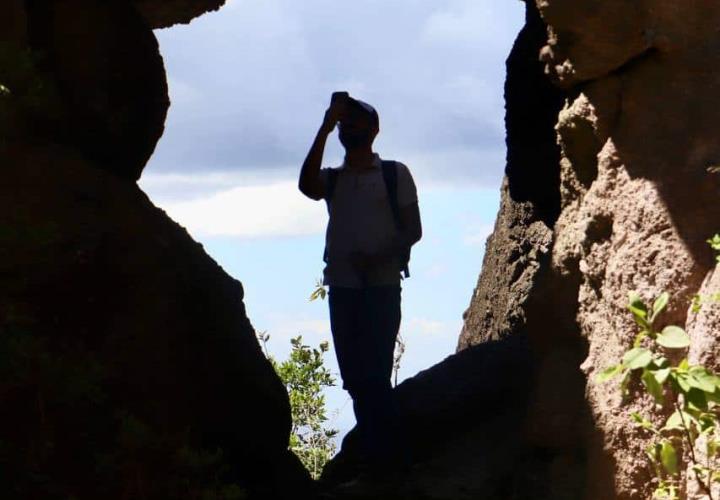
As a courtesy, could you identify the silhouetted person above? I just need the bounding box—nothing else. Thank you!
[299,92,422,474]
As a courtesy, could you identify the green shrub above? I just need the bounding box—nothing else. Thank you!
[257,332,338,480]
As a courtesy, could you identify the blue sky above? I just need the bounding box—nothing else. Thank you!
[139,0,524,442]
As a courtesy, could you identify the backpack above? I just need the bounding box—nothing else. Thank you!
[323,160,411,278]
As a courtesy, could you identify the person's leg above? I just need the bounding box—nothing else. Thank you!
[329,286,378,464]
[328,286,364,391]
[329,285,403,468]
[347,285,401,467]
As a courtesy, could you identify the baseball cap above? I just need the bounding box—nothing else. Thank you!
[346,97,379,129]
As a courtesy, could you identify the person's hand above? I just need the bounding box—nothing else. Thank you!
[320,91,349,135]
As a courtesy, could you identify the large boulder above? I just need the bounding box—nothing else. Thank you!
[320,334,539,500]
[10,0,170,181]
[1,0,311,497]
[0,143,310,499]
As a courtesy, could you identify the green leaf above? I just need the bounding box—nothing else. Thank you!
[623,347,653,370]
[628,292,650,329]
[628,291,648,317]
[651,292,669,321]
[691,295,703,314]
[653,367,671,385]
[646,443,660,463]
[642,370,664,403]
[664,410,685,431]
[675,373,692,393]
[660,440,678,475]
[656,326,690,349]
[686,388,708,411]
[709,440,720,458]
[633,330,648,348]
[708,234,720,251]
[596,364,623,382]
[620,369,632,397]
[670,370,690,393]
[654,356,670,369]
[678,359,689,371]
[631,412,657,432]
[688,366,718,393]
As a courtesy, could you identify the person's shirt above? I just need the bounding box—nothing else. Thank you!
[319,153,418,288]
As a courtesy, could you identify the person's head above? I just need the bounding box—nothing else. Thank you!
[338,98,379,151]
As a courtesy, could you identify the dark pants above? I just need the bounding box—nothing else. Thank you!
[328,285,401,464]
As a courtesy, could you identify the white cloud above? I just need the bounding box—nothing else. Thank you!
[463,222,495,247]
[402,317,462,337]
[145,179,327,238]
[422,2,510,48]
[166,77,204,108]
[423,262,448,279]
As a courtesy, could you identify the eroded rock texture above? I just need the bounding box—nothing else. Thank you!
[1,1,309,498]
[458,1,563,349]
[463,0,720,498]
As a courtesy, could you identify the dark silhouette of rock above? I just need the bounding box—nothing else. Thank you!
[319,334,537,500]
[133,0,227,29]
[4,0,719,497]
[1,1,311,498]
[19,0,169,181]
[0,143,312,499]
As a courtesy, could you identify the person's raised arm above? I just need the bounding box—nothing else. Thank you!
[298,92,347,201]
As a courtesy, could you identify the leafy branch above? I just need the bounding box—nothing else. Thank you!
[257,333,338,479]
[599,290,720,500]
[309,279,327,302]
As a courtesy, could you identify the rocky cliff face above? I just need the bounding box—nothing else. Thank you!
[1,1,310,499]
[460,0,720,498]
[4,0,718,498]
[539,1,720,497]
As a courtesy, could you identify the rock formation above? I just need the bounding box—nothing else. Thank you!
[1,1,311,498]
[537,1,720,497]
[4,0,719,498]
[462,0,720,498]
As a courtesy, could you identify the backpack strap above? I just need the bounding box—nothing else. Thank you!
[381,160,410,278]
[322,169,340,264]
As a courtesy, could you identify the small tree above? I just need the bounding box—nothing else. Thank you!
[257,332,338,480]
